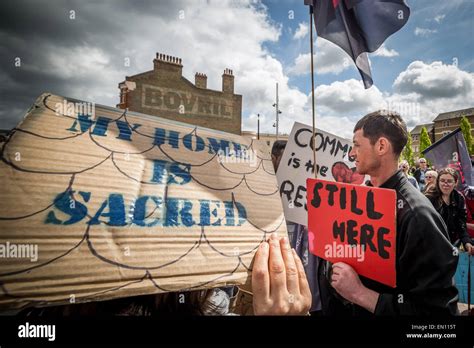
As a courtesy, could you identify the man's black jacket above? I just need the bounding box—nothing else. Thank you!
[318,170,459,316]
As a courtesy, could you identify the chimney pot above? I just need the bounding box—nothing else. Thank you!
[195,72,207,89]
[222,68,234,93]
[153,52,183,74]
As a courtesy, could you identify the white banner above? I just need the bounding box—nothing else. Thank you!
[277,122,367,226]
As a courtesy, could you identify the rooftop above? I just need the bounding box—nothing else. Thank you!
[410,123,434,135]
[433,107,474,122]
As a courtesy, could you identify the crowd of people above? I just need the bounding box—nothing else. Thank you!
[257,110,474,316]
[20,110,474,317]
[399,158,474,255]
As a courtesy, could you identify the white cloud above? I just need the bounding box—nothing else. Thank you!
[287,38,351,76]
[19,0,308,136]
[293,22,308,40]
[373,43,399,58]
[434,14,446,23]
[240,61,311,135]
[287,53,313,76]
[308,61,474,136]
[393,60,473,99]
[314,115,356,140]
[5,1,471,143]
[414,27,438,37]
[288,39,397,78]
[314,79,385,115]
[390,60,474,127]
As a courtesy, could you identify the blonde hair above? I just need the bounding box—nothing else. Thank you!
[425,170,438,179]
[399,160,409,170]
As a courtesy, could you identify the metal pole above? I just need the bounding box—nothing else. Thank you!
[257,113,260,140]
[276,82,279,140]
[310,5,317,179]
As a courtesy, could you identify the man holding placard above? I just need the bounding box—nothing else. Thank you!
[253,111,459,315]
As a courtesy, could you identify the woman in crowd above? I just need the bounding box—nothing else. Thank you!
[425,168,474,255]
[423,170,438,193]
[399,160,419,189]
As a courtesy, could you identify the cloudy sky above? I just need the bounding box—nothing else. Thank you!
[0,0,473,138]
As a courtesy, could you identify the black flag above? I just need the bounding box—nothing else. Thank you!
[305,0,410,88]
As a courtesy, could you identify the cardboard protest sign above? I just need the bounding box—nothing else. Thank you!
[277,122,367,226]
[307,178,396,287]
[0,93,286,310]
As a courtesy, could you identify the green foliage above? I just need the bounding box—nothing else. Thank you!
[460,116,473,155]
[420,126,432,154]
[402,132,415,166]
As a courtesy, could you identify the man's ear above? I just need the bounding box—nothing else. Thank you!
[376,137,391,155]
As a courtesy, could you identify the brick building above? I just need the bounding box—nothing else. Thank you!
[432,107,474,142]
[410,107,474,158]
[410,123,435,157]
[117,53,242,134]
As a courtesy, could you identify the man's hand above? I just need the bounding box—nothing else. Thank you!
[331,262,379,313]
[465,242,474,255]
[330,262,364,303]
[252,233,312,315]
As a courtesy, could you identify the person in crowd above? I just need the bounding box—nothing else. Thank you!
[270,140,322,314]
[423,170,438,194]
[399,160,419,189]
[271,140,287,173]
[414,158,428,191]
[253,110,459,315]
[20,287,239,316]
[425,167,474,255]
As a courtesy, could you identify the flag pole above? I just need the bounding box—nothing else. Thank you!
[309,4,317,179]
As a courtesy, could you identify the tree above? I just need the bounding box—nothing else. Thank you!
[402,132,415,167]
[460,116,473,155]
[419,126,432,166]
[420,126,432,155]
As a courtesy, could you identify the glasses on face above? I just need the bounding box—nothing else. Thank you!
[440,179,455,185]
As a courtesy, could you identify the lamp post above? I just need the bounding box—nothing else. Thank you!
[272,82,282,139]
[257,113,260,140]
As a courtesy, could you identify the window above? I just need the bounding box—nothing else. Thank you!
[413,135,418,141]
[442,120,450,127]
[442,131,451,137]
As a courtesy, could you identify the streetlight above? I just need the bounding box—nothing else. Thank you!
[272,82,282,139]
[257,113,260,140]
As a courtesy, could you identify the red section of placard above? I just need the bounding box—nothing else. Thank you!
[307,178,397,287]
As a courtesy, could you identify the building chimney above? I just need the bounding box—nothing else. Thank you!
[153,52,183,76]
[222,68,234,94]
[117,80,136,109]
[195,72,207,89]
